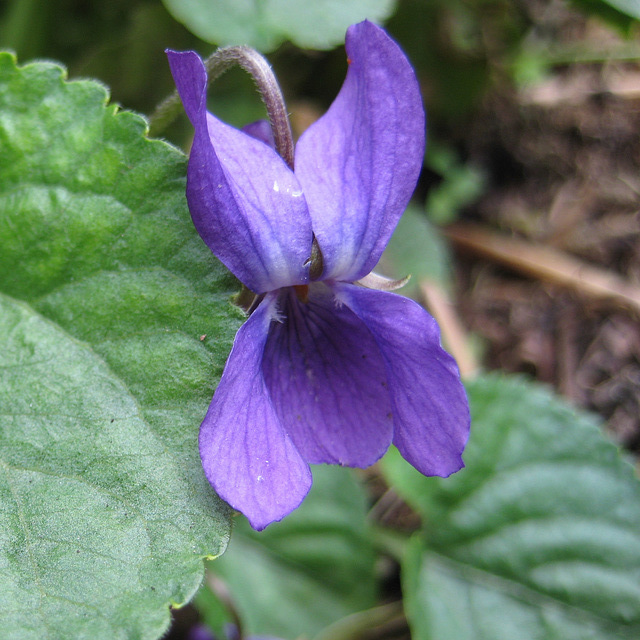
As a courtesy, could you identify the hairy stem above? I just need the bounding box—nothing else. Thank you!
[148,46,294,169]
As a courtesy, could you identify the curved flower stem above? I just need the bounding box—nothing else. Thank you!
[148,46,295,169]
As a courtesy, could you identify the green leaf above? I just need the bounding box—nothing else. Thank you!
[425,144,486,225]
[600,0,640,19]
[383,374,640,639]
[0,295,194,637]
[572,0,640,26]
[161,0,397,52]
[196,467,377,639]
[377,204,453,299]
[0,52,243,638]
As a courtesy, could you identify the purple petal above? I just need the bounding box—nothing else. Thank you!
[242,119,276,150]
[294,22,425,281]
[262,283,393,466]
[199,293,312,530]
[336,284,469,476]
[187,624,217,640]
[167,50,313,293]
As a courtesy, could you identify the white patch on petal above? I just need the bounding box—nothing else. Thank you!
[266,295,286,324]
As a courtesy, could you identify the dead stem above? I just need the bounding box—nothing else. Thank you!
[445,223,640,316]
[419,279,479,379]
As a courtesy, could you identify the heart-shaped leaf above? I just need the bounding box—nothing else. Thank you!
[0,52,242,638]
[161,0,397,52]
[383,374,640,639]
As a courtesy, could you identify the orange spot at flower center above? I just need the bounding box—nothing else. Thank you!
[294,284,309,302]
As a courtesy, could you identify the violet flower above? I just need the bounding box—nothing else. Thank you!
[167,21,469,531]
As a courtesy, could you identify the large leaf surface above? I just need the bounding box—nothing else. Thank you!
[383,375,640,639]
[0,53,242,638]
[161,0,397,51]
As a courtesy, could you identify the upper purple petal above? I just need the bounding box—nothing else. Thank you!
[167,50,313,293]
[336,284,469,477]
[242,119,277,150]
[199,293,312,530]
[262,283,393,466]
[294,21,425,282]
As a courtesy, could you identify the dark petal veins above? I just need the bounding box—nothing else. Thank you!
[336,283,470,477]
[262,283,393,467]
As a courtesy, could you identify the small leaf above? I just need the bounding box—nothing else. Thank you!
[377,204,452,299]
[383,374,640,639]
[0,52,242,638]
[161,0,397,51]
[425,144,486,225]
[574,0,640,25]
[197,467,377,639]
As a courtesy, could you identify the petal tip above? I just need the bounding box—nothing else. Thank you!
[436,454,466,479]
[238,469,313,531]
[166,49,207,125]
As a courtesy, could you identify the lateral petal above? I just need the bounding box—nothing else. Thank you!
[336,284,469,477]
[167,50,313,293]
[294,21,425,281]
[199,293,312,530]
[262,283,393,467]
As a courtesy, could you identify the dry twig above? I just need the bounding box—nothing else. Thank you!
[446,223,640,315]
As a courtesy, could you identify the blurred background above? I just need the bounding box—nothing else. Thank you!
[3,0,639,637]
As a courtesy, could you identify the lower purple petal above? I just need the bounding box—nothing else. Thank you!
[336,284,469,477]
[262,283,393,467]
[199,293,312,530]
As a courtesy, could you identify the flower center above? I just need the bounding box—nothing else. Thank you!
[293,284,309,303]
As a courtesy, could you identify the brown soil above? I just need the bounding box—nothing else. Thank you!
[453,4,640,451]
